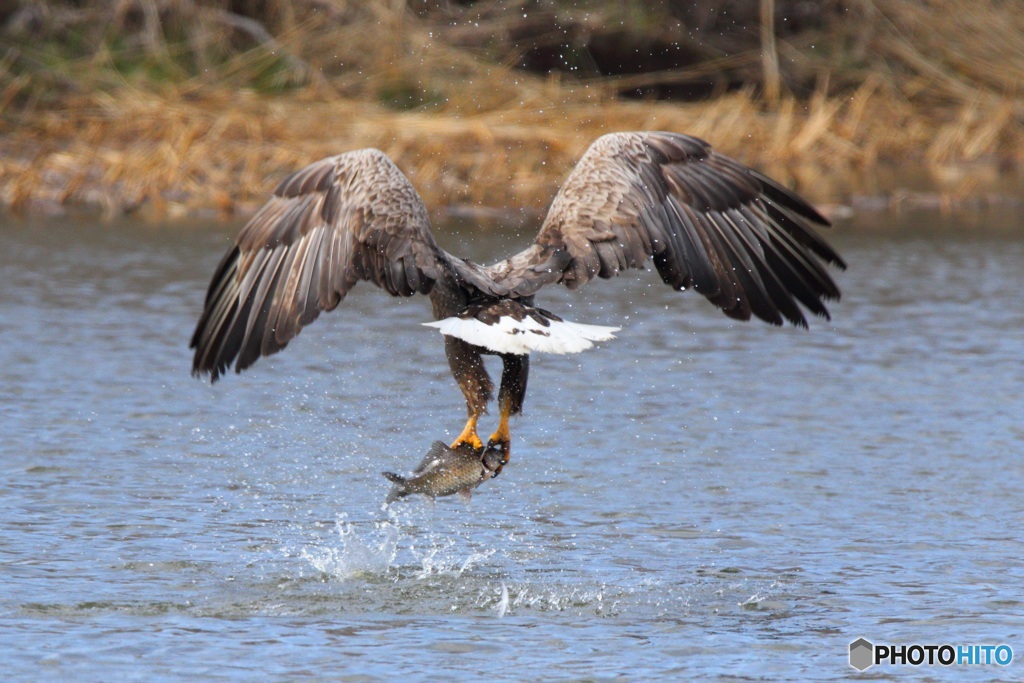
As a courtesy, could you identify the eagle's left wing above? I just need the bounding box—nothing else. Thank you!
[485,131,845,327]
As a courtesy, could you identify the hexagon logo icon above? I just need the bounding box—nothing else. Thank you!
[849,638,874,671]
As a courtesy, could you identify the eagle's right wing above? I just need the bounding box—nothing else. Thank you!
[191,149,452,381]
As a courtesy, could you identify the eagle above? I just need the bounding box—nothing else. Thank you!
[190,132,845,470]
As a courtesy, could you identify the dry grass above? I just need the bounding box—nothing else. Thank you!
[1,0,1022,220]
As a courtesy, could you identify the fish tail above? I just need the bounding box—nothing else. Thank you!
[382,471,408,505]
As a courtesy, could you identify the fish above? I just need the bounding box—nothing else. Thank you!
[382,441,505,505]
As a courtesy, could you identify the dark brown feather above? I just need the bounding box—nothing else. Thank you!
[484,131,844,326]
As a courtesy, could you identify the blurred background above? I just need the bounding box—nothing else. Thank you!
[1,0,1022,220]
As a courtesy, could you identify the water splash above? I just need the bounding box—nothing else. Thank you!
[738,579,782,609]
[411,535,496,579]
[297,507,501,584]
[495,582,509,618]
[299,514,399,580]
[473,582,617,616]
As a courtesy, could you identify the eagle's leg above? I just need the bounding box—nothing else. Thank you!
[488,354,529,464]
[445,336,493,452]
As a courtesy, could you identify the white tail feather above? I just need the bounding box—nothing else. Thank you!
[422,315,619,355]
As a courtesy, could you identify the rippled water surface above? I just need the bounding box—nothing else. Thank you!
[1,208,1022,680]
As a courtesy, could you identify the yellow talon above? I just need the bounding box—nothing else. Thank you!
[487,404,512,464]
[487,422,510,448]
[451,414,484,452]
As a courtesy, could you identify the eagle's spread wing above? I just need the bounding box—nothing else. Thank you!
[191,149,452,381]
[485,132,845,326]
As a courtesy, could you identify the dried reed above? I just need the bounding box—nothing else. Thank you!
[1,0,1021,219]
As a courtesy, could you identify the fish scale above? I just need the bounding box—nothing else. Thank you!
[383,441,505,505]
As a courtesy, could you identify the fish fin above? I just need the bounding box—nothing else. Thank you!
[382,472,408,506]
[457,488,473,503]
[414,441,451,473]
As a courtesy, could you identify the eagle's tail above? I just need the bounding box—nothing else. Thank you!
[423,301,618,355]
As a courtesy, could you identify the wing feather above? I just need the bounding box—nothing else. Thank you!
[297,225,327,325]
[738,206,828,322]
[191,149,452,381]
[272,228,317,345]
[249,246,293,363]
[485,131,844,325]
[666,196,721,294]
[688,205,746,317]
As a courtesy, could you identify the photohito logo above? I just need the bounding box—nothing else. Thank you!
[849,639,1013,671]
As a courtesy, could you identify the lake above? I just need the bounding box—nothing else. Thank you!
[1,205,1021,680]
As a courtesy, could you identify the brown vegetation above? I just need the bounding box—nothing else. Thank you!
[1,0,1022,220]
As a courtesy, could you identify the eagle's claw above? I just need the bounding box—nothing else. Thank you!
[485,437,511,465]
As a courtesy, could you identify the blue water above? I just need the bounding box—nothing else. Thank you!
[1,208,1021,680]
